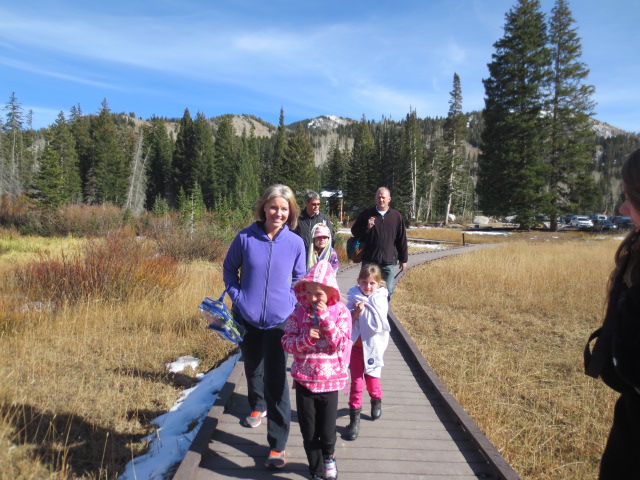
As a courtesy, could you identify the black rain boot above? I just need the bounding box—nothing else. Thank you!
[344,408,361,441]
[371,398,382,420]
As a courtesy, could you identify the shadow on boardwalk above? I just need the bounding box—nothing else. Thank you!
[174,246,522,480]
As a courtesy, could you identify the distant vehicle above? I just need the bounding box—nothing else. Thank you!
[594,220,617,231]
[562,214,576,224]
[570,216,593,229]
[612,215,636,230]
[589,214,608,223]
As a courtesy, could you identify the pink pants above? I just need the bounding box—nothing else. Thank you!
[348,344,382,409]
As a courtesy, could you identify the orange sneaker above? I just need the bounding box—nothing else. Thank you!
[244,410,266,428]
[265,449,286,468]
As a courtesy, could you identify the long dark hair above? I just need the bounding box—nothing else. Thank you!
[609,148,640,293]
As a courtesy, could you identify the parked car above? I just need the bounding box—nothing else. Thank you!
[589,214,608,224]
[612,215,636,230]
[593,220,617,231]
[570,216,593,229]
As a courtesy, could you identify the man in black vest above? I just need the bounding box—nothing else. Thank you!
[351,187,408,298]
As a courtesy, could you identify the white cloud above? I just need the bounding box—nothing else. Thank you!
[0,56,118,89]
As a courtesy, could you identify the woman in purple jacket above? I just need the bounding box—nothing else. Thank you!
[223,184,306,469]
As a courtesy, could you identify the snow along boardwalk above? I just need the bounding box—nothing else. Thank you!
[173,244,522,480]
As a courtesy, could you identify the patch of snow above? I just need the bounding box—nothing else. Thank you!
[408,243,447,250]
[306,115,352,130]
[464,231,510,236]
[119,353,240,480]
[166,355,200,373]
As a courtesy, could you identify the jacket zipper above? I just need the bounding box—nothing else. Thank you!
[260,238,273,328]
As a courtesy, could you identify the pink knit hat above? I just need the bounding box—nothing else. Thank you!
[294,260,341,307]
[313,224,331,238]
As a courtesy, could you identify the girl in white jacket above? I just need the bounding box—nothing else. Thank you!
[343,264,390,441]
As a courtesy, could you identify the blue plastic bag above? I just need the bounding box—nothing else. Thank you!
[199,288,246,344]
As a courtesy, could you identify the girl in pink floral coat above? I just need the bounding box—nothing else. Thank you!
[281,260,351,480]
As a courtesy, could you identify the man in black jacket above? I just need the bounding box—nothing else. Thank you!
[351,187,408,297]
[294,190,335,251]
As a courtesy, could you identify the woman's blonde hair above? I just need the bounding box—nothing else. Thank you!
[253,184,300,230]
[358,263,387,287]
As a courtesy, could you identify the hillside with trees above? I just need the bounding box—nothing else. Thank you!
[1,1,639,230]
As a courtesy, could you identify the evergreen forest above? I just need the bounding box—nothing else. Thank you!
[1,0,639,232]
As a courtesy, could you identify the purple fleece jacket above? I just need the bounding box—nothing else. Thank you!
[223,222,306,329]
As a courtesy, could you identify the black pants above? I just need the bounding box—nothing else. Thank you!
[295,382,338,477]
[599,392,640,479]
[239,319,290,452]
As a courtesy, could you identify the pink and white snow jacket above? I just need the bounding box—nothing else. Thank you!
[282,260,352,393]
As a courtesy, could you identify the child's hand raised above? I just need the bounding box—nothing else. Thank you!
[313,300,328,313]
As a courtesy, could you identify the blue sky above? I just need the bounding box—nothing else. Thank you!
[1,0,638,132]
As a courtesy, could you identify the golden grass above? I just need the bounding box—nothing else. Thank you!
[0,235,234,479]
[406,226,602,245]
[0,228,84,264]
[393,239,621,480]
[1,229,625,478]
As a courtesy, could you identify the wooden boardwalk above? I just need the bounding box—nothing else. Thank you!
[174,246,522,480]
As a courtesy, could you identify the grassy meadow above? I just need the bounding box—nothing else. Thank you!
[392,233,623,480]
[0,221,626,479]
[0,228,235,479]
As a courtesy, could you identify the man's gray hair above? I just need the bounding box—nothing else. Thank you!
[304,190,320,203]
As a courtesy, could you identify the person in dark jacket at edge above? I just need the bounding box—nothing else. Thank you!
[585,148,640,480]
[294,189,335,252]
[350,187,408,299]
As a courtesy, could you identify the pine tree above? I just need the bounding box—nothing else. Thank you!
[282,123,317,195]
[442,73,467,225]
[325,141,348,218]
[377,118,403,206]
[32,147,65,208]
[478,0,552,227]
[270,108,288,184]
[33,112,82,207]
[214,115,235,203]
[1,92,27,197]
[545,0,597,229]
[347,115,377,212]
[69,104,92,201]
[173,108,195,197]
[88,99,128,204]
[143,117,174,209]
[191,112,216,208]
[400,109,424,220]
[234,126,262,212]
[152,195,170,216]
[179,182,205,234]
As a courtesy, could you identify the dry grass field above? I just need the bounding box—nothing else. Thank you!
[405,225,598,244]
[0,225,627,479]
[392,235,622,480]
[0,230,234,479]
